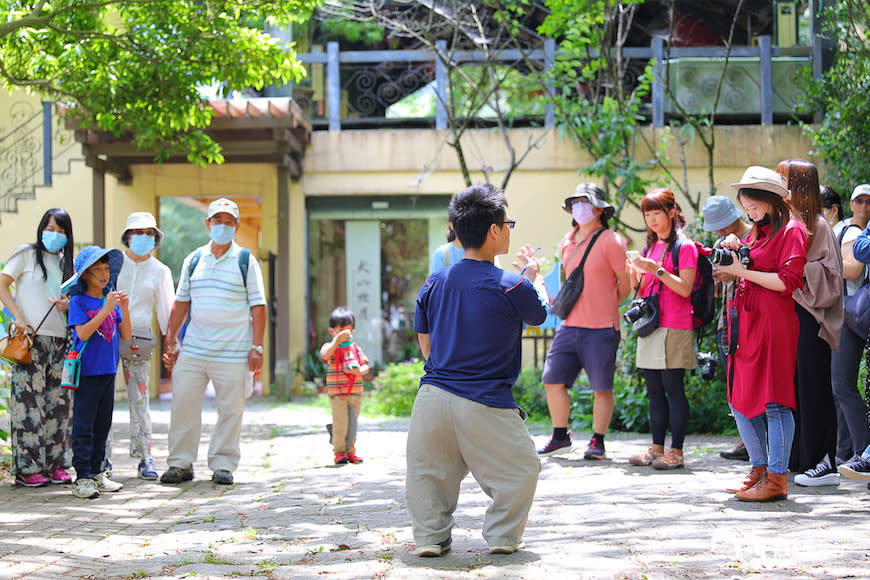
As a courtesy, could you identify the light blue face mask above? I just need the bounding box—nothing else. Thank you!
[209,224,235,245]
[129,234,156,256]
[41,231,67,253]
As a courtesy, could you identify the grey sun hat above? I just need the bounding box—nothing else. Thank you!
[562,183,615,221]
[702,195,743,232]
[729,166,791,200]
[61,246,124,296]
[121,212,164,246]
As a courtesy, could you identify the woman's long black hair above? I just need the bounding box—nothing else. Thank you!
[18,208,75,280]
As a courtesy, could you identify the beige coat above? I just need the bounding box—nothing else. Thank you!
[793,214,844,349]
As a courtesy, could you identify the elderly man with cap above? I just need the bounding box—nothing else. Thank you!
[702,195,752,462]
[160,198,266,486]
[829,184,870,469]
[108,212,175,480]
[537,183,630,460]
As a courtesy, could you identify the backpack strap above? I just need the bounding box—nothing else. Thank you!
[837,223,863,246]
[671,237,682,274]
[189,246,250,288]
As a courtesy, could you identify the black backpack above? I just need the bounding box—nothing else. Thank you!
[672,237,716,329]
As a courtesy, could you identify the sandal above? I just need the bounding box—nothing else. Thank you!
[629,447,664,466]
[652,449,684,470]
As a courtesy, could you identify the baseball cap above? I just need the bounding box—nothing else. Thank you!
[207,198,240,219]
[851,184,870,201]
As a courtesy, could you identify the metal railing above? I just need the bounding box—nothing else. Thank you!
[297,35,818,131]
[0,101,80,215]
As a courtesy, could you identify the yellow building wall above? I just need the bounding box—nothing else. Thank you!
[1,85,819,393]
[107,163,280,393]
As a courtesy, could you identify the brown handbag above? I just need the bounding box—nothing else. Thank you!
[1,304,56,365]
[2,325,35,365]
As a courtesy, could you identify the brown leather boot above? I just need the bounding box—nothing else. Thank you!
[735,470,788,502]
[726,465,766,493]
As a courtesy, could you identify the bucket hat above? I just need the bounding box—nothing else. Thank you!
[702,195,743,232]
[121,212,164,246]
[562,183,615,221]
[207,198,240,220]
[729,166,790,200]
[61,246,124,296]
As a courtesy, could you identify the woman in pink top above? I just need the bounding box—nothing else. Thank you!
[625,188,697,470]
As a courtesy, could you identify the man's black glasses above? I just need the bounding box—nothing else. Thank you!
[502,220,516,230]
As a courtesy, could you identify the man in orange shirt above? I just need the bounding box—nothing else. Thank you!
[537,184,631,460]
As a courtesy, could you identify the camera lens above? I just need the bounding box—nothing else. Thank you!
[708,247,734,266]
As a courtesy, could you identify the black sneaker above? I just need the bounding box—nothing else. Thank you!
[839,455,870,481]
[583,437,605,460]
[719,441,749,461]
[537,435,572,456]
[211,470,234,485]
[160,465,194,484]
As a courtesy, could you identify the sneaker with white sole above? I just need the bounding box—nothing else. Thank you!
[71,478,100,499]
[94,472,124,492]
[794,459,840,487]
[414,538,451,557]
[838,455,870,480]
[490,541,525,555]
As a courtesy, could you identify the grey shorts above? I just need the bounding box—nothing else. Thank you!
[541,326,620,391]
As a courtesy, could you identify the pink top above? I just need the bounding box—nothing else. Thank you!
[639,239,698,329]
[559,227,627,330]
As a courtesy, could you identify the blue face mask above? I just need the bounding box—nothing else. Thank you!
[41,231,67,253]
[209,224,235,245]
[129,234,156,256]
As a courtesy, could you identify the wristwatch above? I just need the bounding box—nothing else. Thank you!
[655,267,666,278]
[251,345,264,354]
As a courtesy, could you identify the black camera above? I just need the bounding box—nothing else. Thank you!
[708,245,751,267]
[623,299,652,324]
[697,352,718,381]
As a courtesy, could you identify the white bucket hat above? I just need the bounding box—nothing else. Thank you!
[121,212,164,246]
[729,166,791,200]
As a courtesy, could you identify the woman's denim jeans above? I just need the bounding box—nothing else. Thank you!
[731,403,794,474]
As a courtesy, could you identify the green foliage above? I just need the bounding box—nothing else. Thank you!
[538,0,660,225]
[798,0,870,192]
[365,359,425,416]
[512,367,550,422]
[0,0,317,164]
[158,198,211,286]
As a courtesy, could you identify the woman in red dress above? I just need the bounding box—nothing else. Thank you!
[718,166,808,502]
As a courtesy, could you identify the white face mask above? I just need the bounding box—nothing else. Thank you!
[572,201,596,224]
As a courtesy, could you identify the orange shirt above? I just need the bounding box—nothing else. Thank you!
[558,227,627,330]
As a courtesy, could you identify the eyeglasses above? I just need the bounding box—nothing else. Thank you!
[501,220,516,230]
[853,197,870,205]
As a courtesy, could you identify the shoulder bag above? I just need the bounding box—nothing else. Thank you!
[550,228,606,319]
[1,304,56,365]
[120,328,157,361]
[839,224,870,340]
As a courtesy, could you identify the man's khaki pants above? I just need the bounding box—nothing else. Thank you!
[405,384,541,549]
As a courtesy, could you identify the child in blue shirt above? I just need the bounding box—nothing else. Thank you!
[62,246,131,499]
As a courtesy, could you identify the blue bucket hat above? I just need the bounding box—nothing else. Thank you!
[702,195,743,232]
[61,246,124,296]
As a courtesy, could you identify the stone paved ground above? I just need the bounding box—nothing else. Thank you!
[1,397,869,579]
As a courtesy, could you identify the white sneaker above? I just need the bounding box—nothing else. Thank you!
[71,478,100,499]
[490,541,525,555]
[94,472,124,492]
[414,538,451,557]
[794,459,840,487]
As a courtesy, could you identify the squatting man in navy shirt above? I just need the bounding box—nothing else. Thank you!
[406,183,549,557]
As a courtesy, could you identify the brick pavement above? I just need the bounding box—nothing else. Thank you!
[1,398,869,579]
